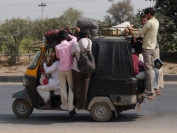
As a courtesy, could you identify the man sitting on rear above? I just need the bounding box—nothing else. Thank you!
[37,52,60,109]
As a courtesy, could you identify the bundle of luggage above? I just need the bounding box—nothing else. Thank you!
[45,27,73,45]
[77,17,98,29]
[45,29,61,45]
[77,17,99,37]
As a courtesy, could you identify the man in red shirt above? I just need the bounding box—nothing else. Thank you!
[132,41,143,75]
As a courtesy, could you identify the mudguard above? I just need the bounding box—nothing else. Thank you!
[12,89,29,102]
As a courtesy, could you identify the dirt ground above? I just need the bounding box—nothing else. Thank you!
[0,55,177,76]
[0,55,34,76]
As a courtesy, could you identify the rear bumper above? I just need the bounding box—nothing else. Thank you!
[110,95,137,106]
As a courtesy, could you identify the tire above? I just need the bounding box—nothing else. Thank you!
[12,99,33,118]
[90,102,112,122]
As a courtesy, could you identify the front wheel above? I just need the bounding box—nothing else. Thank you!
[12,99,33,118]
[90,102,112,122]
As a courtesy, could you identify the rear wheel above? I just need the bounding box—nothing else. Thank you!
[90,102,112,122]
[12,99,33,118]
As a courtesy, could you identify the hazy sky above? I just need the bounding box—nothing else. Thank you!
[0,0,155,22]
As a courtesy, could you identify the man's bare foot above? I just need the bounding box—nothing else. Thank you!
[156,91,161,96]
[147,96,154,102]
[154,89,161,96]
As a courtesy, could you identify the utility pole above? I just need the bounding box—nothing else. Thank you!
[38,3,46,20]
[38,3,47,44]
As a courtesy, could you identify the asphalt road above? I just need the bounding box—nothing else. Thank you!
[0,82,177,133]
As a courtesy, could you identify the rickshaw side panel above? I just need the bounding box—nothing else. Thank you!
[88,37,137,98]
[24,75,40,108]
[23,50,44,108]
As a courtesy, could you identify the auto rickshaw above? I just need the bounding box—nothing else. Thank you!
[12,36,144,122]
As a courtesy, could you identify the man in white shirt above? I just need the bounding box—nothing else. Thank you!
[71,29,92,110]
[37,52,60,109]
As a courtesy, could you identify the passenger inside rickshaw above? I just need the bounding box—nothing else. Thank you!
[37,51,60,109]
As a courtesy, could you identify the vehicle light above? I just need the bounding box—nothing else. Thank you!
[22,78,29,86]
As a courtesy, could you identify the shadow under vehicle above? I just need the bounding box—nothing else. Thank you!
[12,36,144,122]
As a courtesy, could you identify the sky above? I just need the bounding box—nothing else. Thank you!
[0,0,155,23]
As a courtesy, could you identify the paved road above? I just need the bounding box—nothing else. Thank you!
[0,82,177,133]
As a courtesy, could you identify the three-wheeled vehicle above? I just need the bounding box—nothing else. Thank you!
[12,36,144,122]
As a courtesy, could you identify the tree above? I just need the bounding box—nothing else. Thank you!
[106,0,134,24]
[132,8,177,56]
[147,0,177,26]
[130,10,142,28]
[108,0,115,2]
[0,18,32,64]
[155,12,177,54]
[104,15,116,26]
[146,0,177,56]
[31,16,68,41]
[63,7,83,28]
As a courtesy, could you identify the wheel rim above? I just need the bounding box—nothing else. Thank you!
[95,105,108,118]
[16,102,28,114]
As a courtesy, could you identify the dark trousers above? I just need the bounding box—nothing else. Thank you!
[72,70,90,109]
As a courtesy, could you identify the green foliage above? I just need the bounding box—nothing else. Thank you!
[97,20,109,27]
[19,37,34,54]
[0,8,83,65]
[132,7,177,56]
[0,39,2,53]
[130,10,143,28]
[31,16,68,41]
[156,12,177,54]
[104,15,116,26]
[150,0,177,26]
[105,0,134,25]
[0,18,32,64]
[146,0,177,55]
[63,7,83,28]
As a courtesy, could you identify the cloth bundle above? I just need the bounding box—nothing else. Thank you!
[77,17,99,29]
